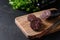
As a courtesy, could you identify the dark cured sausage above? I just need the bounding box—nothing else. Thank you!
[28,14,43,31]
[40,9,60,20]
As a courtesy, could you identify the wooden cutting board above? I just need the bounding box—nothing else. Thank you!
[15,8,60,39]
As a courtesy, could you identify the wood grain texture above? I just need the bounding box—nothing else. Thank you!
[15,8,60,38]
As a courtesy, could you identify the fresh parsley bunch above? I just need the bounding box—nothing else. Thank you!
[9,0,56,12]
[9,0,40,12]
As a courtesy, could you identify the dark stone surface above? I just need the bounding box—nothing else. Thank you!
[0,0,60,40]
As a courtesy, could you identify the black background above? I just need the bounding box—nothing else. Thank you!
[0,0,60,40]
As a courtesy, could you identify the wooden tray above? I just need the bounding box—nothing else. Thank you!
[15,8,60,39]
